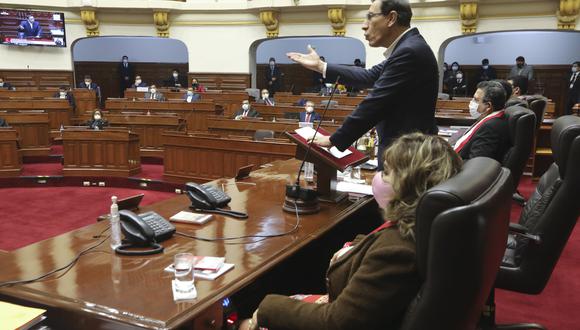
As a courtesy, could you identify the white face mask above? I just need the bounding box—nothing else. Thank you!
[187,92,193,96]
[59,91,66,97]
[173,73,178,78]
[94,114,101,120]
[150,89,156,94]
[269,62,275,66]
[0,82,3,86]
[452,66,458,71]
[262,93,269,99]
[469,99,481,119]
[483,65,489,70]
[573,66,578,73]
[456,74,463,79]
[242,104,249,111]
[123,59,128,64]
[135,79,142,85]
[306,106,314,113]
[85,81,91,85]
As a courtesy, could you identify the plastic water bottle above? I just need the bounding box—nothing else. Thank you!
[110,196,122,251]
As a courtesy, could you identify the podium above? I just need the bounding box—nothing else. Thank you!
[0,128,22,177]
[72,89,97,115]
[286,128,368,203]
[62,128,141,177]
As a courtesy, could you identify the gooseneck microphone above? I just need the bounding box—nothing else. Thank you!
[283,75,341,214]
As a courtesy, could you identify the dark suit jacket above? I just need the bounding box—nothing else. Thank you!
[182,93,201,102]
[0,118,8,127]
[457,114,510,162]
[449,78,468,96]
[118,63,134,87]
[19,20,42,37]
[266,66,282,91]
[478,67,497,82]
[130,82,148,88]
[300,111,321,122]
[256,98,275,106]
[325,28,438,166]
[566,72,580,115]
[0,82,13,90]
[86,119,108,130]
[233,107,259,118]
[258,226,420,330]
[78,82,99,90]
[165,76,187,88]
[53,92,75,108]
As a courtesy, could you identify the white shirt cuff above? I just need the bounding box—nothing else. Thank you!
[322,62,328,79]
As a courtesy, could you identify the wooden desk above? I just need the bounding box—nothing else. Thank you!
[0,128,21,177]
[62,128,141,177]
[72,89,97,115]
[163,132,296,183]
[252,103,352,123]
[0,159,375,329]
[0,89,58,99]
[105,99,215,131]
[207,117,339,138]
[0,112,50,156]
[0,99,71,129]
[274,94,364,106]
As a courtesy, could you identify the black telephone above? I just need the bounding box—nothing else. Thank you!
[185,182,248,219]
[116,210,176,255]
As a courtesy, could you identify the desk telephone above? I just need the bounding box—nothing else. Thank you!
[116,210,175,256]
[185,182,248,219]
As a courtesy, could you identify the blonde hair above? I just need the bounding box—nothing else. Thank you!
[382,133,462,240]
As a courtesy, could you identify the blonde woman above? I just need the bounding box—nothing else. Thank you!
[241,132,463,330]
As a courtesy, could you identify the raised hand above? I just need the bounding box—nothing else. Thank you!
[287,45,325,73]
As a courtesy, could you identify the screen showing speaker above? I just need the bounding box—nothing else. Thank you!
[0,8,66,47]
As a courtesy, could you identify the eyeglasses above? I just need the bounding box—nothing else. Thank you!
[365,12,384,21]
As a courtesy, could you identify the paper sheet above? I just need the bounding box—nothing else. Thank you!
[336,181,373,195]
[294,127,352,159]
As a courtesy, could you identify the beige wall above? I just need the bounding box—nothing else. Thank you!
[0,1,576,74]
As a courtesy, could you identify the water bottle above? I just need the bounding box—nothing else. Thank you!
[110,196,122,251]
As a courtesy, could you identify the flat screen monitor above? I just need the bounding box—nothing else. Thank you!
[0,8,66,47]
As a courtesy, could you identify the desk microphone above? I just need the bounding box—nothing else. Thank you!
[283,75,340,214]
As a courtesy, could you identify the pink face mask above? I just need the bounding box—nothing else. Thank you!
[372,171,395,209]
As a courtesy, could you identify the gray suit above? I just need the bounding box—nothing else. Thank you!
[509,64,534,81]
[143,92,164,101]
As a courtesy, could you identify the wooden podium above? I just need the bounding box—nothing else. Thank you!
[0,128,22,177]
[62,128,141,177]
[72,89,97,115]
[0,112,50,156]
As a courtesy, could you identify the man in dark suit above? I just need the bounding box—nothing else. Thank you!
[287,0,438,169]
[144,85,164,101]
[78,75,101,103]
[299,101,322,123]
[118,55,134,97]
[165,69,187,88]
[477,58,496,83]
[0,117,8,127]
[454,81,509,162]
[0,76,13,90]
[53,85,75,109]
[265,57,281,96]
[256,89,275,106]
[17,15,42,38]
[130,75,147,88]
[565,61,580,115]
[233,100,259,120]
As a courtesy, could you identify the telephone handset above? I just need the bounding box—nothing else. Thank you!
[185,182,248,219]
[116,210,175,255]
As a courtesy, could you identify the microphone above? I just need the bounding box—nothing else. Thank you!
[283,75,341,213]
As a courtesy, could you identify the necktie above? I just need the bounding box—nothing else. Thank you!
[571,73,578,89]
[151,93,154,100]
[243,110,248,117]
[306,113,311,122]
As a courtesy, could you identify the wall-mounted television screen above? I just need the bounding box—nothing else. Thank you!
[0,8,66,47]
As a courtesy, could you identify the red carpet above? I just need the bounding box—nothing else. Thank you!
[21,163,63,176]
[0,186,175,251]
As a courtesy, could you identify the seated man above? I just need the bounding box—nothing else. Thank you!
[233,100,259,120]
[183,88,201,103]
[165,69,187,88]
[0,117,8,127]
[17,15,42,38]
[256,89,275,106]
[299,101,321,123]
[131,75,147,88]
[0,76,13,90]
[86,109,108,130]
[191,78,206,93]
[53,85,75,108]
[454,81,510,162]
[449,70,468,97]
[78,75,99,90]
[144,85,164,101]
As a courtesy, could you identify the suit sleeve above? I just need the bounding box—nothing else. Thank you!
[257,243,418,330]
[326,63,383,90]
[329,48,418,151]
[463,122,502,160]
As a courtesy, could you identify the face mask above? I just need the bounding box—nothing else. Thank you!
[442,66,447,72]
[372,172,395,209]
[173,73,178,78]
[192,83,198,87]
[0,82,4,86]
[262,93,269,99]
[483,65,489,70]
[517,63,523,68]
[242,104,249,111]
[572,66,578,73]
[123,59,128,64]
[187,92,193,96]
[269,62,275,67]
[60,91,66,96]
[135,80,142,85]
[94,114,101,120]
[85,81,90,85]
[150,89,156,94]
[456,74,463,79]
[469,99,481,119]
[452,66,458,71]
[306,106,314,113]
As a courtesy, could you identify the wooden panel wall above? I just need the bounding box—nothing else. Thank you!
[188,73,251,91]
[73,62,189,101]
[0,69,73,89]
[257,64,323,94]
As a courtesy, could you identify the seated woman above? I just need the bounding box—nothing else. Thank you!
[240,132,462,330]
[86,109,108,130]
[454,81,510,162]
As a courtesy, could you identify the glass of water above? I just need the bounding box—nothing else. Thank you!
[174,253,195,293]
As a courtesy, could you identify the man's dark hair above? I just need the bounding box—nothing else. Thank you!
[477,81,506,111]
[493,79,512,102]
[377,0,413,27]
[122,55,128,60]
[354,58,362,65]
[172,68,179,73]
[508,75,528,95]
[516,56,525,62]
[269,57,276,62]
[59,85,68,91]
[84,75,91,79]
[482,58,489,65]
[573,61,580,66]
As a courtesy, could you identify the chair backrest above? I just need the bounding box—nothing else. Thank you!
[496,115,580,294]
[502,106,536,190]
[253,129,274,141]
[401,157,512,330]
[525,95,548,131]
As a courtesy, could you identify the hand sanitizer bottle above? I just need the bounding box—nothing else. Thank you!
[110,196,122,251]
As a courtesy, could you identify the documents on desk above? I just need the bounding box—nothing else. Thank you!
[336,181,373,196]
[0,301,46,329]
[165,257,234,281]
[294,126,352,159]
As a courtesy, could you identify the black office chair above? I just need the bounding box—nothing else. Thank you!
[481,115,580,329]
[253,129,274,141]
[502,106,536,193]
[401,157,513,330]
